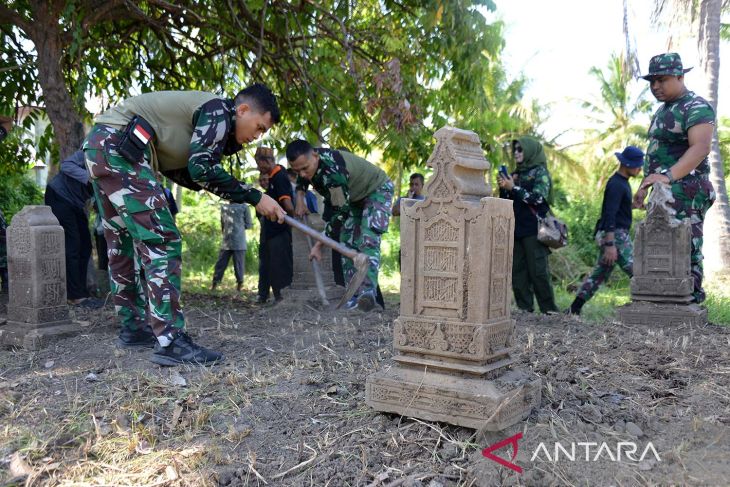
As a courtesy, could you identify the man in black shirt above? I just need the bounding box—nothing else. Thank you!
[255,147,294,303]
[45,150,103,308]
[568,146,644,315]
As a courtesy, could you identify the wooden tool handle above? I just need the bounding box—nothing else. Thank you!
[283,215,358,259]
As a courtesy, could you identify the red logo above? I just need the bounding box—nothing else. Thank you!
[482,432,523,473]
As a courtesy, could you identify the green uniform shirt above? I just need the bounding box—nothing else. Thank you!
[645,90,715,177]
[95,91,261,205]
[297,148,388,238]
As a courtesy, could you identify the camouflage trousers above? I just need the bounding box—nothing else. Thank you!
[83,124,184,337]
[670,176,715,303]
[576,228,633,302]
[340,180,394,295]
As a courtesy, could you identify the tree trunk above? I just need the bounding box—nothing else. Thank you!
[29,0,85,164]
[698,0,730,274]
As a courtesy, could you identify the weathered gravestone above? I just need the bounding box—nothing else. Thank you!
[366,127,541,430]
[0,206,80,349]
[617,183,707,326]
[288,212,343,303]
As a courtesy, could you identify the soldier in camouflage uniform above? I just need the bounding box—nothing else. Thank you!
[568,146,644,315]
[633,53,716,303]
[286,140,393,312]
[498,136,559,314]
[0,208,7,293]
[83,84,285,365]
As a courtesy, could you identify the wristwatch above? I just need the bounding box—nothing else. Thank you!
[660,168,675,183]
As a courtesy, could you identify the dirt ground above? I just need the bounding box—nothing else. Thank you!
[0,291,729,486]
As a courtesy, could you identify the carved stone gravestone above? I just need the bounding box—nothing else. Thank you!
[288,212,343,303]
[366,127,541,430]
[0,206,80,349]
[617,183,707,325]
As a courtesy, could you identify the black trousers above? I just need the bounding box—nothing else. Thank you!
[512,235,558,313]
[45,187,92,300]
[95,232,109,270]
[258,230,293,299]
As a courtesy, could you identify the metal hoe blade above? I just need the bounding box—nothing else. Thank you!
[335,253,369,309]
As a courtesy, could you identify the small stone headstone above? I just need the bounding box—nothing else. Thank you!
[0,206,81,349]
[618,184,707,326]
[288,210,342,304]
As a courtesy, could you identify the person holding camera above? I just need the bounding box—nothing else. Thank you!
[83,84,285,365]
[498,136,558,314]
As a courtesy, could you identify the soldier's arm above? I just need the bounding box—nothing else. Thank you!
[669,123,714,180]
[188,98,262,206]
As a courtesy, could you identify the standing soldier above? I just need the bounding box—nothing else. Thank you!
[633,53,716,303]
[83,84,285,365]
[286,141,393,312]
[211,202,253,292]
[568,146,644,315]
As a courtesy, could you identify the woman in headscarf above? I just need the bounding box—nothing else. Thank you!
[497,136,558,314]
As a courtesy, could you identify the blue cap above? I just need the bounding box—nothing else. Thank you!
[614,146,644,168]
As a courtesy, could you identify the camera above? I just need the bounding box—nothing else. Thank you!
[499,165,509,178]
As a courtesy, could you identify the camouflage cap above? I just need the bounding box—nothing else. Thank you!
[254,146,274,159]
[641,53,692,80]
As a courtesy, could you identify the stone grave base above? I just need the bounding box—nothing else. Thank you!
[617,301,708,326]
[0,320,82,350]
[366,366,541,431]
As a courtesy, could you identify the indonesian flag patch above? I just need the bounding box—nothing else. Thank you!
[133,123,152,145]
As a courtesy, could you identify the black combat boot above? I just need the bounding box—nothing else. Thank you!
[567,297,585,316]
[150,332,224,366]
[117,325,157,348]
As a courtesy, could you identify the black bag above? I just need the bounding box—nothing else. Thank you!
[116,116,155,164]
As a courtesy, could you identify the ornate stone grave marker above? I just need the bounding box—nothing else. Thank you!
[617,183,707,326]
[366,127,541,430]
[288,211,343,303]
[0,206,81,349]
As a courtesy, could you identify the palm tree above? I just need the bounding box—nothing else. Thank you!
[639,0,730,273]
[580,52,653,185]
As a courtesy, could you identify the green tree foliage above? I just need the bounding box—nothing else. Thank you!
[580,53,652,184]
[0,0,537,184]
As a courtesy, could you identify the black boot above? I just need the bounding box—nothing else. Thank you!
[150,332,224,366]
[568,297,585,316]
[117,325,157,348]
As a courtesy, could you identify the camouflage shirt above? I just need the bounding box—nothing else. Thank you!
[220,203,253,250]
[645,90,715,177]
[499,165,552,238]
[296,149,354,239]
[187,98,262,205]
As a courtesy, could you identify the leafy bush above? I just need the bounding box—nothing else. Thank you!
[0,173,43,222]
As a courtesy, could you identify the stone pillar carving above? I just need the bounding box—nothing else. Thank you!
[0,206,80,349]
[366,127,541,431]
[617,183,707,325]
[288,211,343,303]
